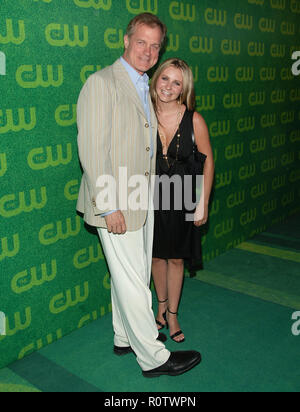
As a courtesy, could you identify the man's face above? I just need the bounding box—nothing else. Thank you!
[123,24,163,75]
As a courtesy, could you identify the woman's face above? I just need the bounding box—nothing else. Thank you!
[156,66,184,104]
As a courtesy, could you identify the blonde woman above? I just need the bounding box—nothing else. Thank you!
[150,58,214,343]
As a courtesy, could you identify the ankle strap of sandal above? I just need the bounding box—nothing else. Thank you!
[158,298,168,304]
[167,308,178,315]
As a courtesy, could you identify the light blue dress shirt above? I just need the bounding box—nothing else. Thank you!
[101,57,153,217]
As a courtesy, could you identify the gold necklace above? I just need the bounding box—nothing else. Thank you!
[158,111,183,169]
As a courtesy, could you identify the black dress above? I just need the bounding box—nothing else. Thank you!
[152,109,206,260]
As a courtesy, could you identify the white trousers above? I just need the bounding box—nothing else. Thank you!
[97,207,170,371]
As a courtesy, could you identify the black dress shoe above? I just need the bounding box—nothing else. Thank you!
[142,350,201,378]
[113,333,167,356]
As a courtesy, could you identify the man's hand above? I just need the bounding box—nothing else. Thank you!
[105,211,127,234]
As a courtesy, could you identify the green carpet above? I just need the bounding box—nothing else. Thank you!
[0,214,299,392]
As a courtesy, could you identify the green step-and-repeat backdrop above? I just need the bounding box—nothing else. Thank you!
[0,0,299,369]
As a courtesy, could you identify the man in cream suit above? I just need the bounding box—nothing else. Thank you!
[77,13,201,377]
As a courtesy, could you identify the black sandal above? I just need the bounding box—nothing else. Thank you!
[155,298,168,330]
[163,308,185,343]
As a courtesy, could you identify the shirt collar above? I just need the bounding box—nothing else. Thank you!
[120,57,149,87]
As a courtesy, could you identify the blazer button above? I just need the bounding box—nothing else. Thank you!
[145,172,149,177]
[146,147,150,152]
[145,123,149,128]
[92,199,97,207]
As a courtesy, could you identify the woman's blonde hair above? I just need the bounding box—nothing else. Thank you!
[150,58,196,113]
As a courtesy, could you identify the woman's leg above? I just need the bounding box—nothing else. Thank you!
[167,258,185,342]
[152,257,168,328]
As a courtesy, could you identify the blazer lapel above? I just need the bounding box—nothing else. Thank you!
[112,59,147,120]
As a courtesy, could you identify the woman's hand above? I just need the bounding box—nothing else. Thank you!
[194,203,208,227]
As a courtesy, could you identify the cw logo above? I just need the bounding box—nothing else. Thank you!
[196,95,215,111]
[80,65,101,83]
[0,187,47,218]
[289,169,300,183]
[209,120,230,137]
[270,0,285,10]
[237,117,255,132]
[73,243,104,269]
[270,44,286,58]
[169,1,196,22]
[204,8,227,27]
[166,34,180,52]
[239,164,256,180]
[249,91,266,106]
[221,40,241,56]
[236,66,254,82]
[0,107,36,134]
[64,179,79,201]
[290,88,300,102]
[0,153,7,177]
[282,191,295,207]
[27,143,72,170]
[39,215,81,246]
[49,281,89,315]
[240,209,257,226]
[0,234,20,262]
[234,13,253,30]
[104,28,124,49]
[260,67,276,81]
[250,138,267,154]
[281,21,295,35]
[207,66,229,82]
[0,51,6,75]
[0,19,25,45]
[225,143,244,160]
[272,133,286,148]
[281,151,295,166]
[126,0,158,15]
[18,330,63,361]
[261,157,277,173]
[209,199,220,217]
[262,199,277,215]
[259,18,276,32]
[281,111,295,124]
[261,113,276,128]
[0,308,31,342]
[190,66,199,82]
[250,182,268,199]
[16,65,64,88]
[290,130,300,143]
[190,36,213,54]
[215,171,232,189]
[272,175,286,191]
[45,23,88,47]
[214,219,234,239]
[271,89,286,104]
[281,67,294,80]
[11,260,57,295]
[248,41,265,57]
[291,0,300,13]
[55,104,76,127]
[226,191,245,208]
[223,93,243,109]
[74,0,112,10]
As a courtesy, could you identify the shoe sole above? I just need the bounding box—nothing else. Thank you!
[142,355,201,378]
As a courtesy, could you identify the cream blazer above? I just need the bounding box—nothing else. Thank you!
[76,59,158,231]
